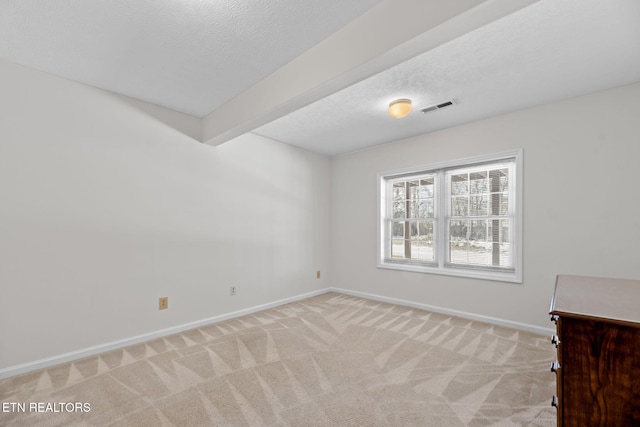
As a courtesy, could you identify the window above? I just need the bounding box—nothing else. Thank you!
[378,150,522,283]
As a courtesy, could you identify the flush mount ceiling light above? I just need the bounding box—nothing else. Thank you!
[388,98,412,118]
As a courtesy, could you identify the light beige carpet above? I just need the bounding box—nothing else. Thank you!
[0,292,556,426]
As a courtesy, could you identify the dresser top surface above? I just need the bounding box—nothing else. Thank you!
[550,275,640,326]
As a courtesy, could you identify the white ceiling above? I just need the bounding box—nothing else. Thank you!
[256,0,640,155]
[2,0,640,156]
[0,0,383,117]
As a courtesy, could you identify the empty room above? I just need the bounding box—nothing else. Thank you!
[1,0,640,426]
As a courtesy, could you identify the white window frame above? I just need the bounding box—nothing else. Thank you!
[377,149,523,283]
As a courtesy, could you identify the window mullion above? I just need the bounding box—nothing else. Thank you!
[437,170,446,268]
[404,182,411,259]
[384,180,393,260]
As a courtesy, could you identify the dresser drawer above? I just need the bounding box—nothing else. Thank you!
[550,275,640,427]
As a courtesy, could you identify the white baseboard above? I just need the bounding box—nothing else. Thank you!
[329,287,555,336]
[0,288,329,380]
[0,286,553,380]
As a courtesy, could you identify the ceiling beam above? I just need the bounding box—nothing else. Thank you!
[202,0,539,146]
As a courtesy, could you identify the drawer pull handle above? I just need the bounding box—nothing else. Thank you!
[550,360,561,373]
[551,335,561,347]
[551,395,558,407]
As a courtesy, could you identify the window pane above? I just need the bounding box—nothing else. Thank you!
[490,168,509,192]
[450,218,489,266]
[410,240,434,261]
[418,200,434,218]
[497,243,511,266]
[449,219,512,267]
[408,201,418,218]
[499,219,510,243]
[467,246,492,266]
[470,171,488,194]
[446,164,513,268]
[389,220,435,262]
[392,182,405,201]
[418,178,434,198]
[470,220,488,242]
[391,239,405,258]
[409,222,418,238]
[451,174,468,195]
[451,196,467,217]
[490,193,509,215]
[392,222,405,238]
[450,219,467,242]
[393,198,406,218]
[449,242,469,264]
[450,241,491,266]
[469,195,488,216]
[409,180,419,200]
[418,221,434,239]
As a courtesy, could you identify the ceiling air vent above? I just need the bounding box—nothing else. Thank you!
[420,99,455,114]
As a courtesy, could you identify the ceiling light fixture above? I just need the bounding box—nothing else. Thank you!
[388,98,412,118]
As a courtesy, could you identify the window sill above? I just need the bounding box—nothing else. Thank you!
[378,260,522,283]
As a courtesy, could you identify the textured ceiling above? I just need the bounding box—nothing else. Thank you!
[2,0,640,156]
[255,0,640,155]
[0,0,382,117]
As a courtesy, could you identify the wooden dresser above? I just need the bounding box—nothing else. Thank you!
[549,275,640,426]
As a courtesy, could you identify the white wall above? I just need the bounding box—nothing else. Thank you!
[330,82,640,330]
[2,54,638,375]
[0,60,331,372]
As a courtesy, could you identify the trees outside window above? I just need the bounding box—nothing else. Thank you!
[378,150,522,283]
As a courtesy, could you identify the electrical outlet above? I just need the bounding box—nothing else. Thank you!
[230,286,236,296]
[316,270,321,279]
[159,297,168,310]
